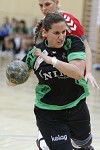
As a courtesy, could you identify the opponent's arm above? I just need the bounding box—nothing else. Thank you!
[83,39,92,73]
[63,12,99,88]
[83,39,100,89]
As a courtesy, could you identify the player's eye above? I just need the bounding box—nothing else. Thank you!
[39,4,43,8]
[62,30,66,34]
[45,3,51,7]
[54,31,60,35]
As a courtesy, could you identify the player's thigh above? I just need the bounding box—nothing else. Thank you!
[34,107,73,150]
[69,100,91,140]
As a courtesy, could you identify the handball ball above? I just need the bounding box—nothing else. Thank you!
[6,60,30,85]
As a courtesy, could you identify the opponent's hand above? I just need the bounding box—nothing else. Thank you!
[85,72,100,89]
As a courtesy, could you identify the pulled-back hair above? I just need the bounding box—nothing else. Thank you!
[33,19,43,45]
[43,12,66,31]
[34,12,66,45]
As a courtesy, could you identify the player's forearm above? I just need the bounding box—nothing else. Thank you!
[41,54,83,80]
[86,50,92,73]
[52,59,83,80]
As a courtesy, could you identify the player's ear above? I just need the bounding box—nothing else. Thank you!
[55,0,60,10]
[55,0,59,5]
[42,28,47,37]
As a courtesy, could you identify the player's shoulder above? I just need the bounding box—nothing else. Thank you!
[65,34,83,44]
[64,34,85,52]
[61,11,78,20]
[36,40,46,50]
[61,11,84,38]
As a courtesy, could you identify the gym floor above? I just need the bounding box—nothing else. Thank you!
[0,53,100,150]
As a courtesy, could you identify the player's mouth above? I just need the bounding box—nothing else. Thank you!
[43,12,48,16]
[57,41,64,45]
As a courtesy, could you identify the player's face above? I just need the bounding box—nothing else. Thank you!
[38,0,58,16]
[45,22,66,48]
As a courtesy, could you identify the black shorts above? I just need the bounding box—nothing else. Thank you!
[34,99,91,150]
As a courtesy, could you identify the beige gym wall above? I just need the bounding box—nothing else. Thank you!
[0,0,84,27]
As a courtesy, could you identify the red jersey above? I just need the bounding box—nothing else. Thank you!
[61,11,86,77]
[61,11,85,40]
[42,11,85,41]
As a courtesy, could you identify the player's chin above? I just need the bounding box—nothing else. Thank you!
[57,42,64,48]
[43,12,48,16]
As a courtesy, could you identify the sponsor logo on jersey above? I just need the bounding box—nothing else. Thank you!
[39,70,69,80]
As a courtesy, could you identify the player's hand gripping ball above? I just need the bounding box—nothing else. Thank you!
[6,60,30,85]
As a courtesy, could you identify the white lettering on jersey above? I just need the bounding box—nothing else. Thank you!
[39,70,69,80]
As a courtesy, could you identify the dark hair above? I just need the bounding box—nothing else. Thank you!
[43,12,66,31]
[34,12,66,45]
[34,19,43,45]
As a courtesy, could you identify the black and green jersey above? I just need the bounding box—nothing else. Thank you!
[22,35,90,110]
